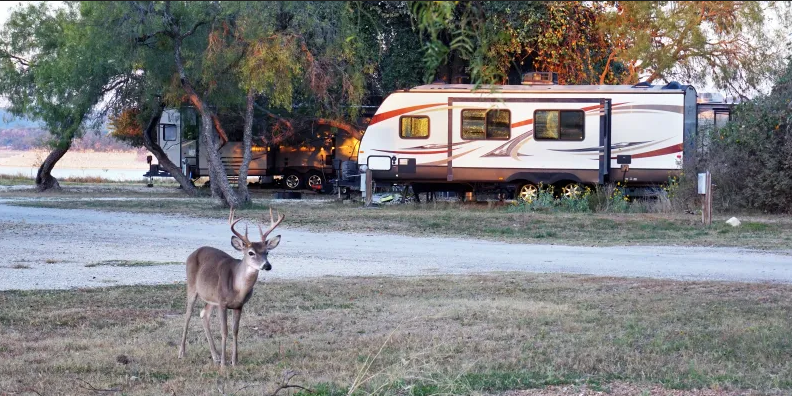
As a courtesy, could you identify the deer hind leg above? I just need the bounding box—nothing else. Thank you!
[218,307,228,367]
[200,304,220,363]
[231,308,242,366]
[178,291,199,359]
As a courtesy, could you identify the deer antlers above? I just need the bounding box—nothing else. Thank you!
[229,207,284,245]
[228,207,250,246]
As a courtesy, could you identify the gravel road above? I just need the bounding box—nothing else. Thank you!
[1,200,791,290]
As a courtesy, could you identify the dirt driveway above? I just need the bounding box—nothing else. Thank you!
[1,200,792,290]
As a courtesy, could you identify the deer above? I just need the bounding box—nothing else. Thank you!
[178,207,285,367]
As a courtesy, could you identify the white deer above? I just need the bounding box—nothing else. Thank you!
[178,208,284,367]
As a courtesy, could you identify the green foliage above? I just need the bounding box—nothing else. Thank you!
[0,2,128,148]
[608,183,631,213]
[703,58,792,212]
[410,2,624,85]
[599,1,790,95]
[509,184,592,213]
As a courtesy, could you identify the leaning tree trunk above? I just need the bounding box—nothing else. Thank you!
[171,26,240,208]
[236,88,255,205]
[35,140,71,192]
[140,105,198,196]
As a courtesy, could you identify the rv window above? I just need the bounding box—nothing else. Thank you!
[461,109,486,140]
[162,124,177,141]
[486,109,510,140]
[714,111,730,130]
[399,116,429,139]
[534,110,584,141]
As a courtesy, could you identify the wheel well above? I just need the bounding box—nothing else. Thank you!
[506,172,582,185]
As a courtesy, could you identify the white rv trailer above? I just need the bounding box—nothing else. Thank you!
[357,79,698,199]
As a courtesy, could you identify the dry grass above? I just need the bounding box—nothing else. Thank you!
[9,194,792,250]
[1,274,791,395]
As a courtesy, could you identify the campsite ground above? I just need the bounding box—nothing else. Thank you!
[1,181,791,395]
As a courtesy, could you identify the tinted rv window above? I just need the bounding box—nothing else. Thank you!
[486,109,510,140]
[461,109,486,139]
[399,116,429,139]
[534,110,584,141]
[162,124,177,141]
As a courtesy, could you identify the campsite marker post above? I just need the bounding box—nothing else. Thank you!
[698,171,712,226]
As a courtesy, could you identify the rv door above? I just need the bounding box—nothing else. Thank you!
[598,99,612,185]
[158,109,182,171]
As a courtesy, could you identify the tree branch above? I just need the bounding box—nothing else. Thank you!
[0,50,31,67]
[180,20,206,40]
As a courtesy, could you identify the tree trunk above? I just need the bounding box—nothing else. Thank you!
[141,105,198,196]
[171,26,240,208]
[35,140,71,192]
[236,88,255,205]
[200,110,241,207]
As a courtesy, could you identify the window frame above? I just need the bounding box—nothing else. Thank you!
[460,108,511,141]
[398,115,431,139]
[532,109,585,142]
[161,123,178,142]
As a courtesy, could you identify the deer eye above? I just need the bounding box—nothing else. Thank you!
[248,251,255,257]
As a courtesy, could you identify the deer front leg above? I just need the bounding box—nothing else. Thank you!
[218,307,228,368]
[200,304,220,363]
[231,308,242,366]
[178,292,198,359]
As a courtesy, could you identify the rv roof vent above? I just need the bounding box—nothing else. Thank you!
[697,92,725,104]
[632,81,652,88]
[662,81,683,90]
[522,72,558,85]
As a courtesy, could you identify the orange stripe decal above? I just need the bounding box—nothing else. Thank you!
[511,119,533,128]
[369,103,446,125]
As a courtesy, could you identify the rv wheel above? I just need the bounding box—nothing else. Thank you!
[283,171,303,190]
[561,183,582,199]
[306,171,324,191]
[515,183,538,203]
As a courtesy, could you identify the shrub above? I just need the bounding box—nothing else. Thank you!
[698,58,792,213]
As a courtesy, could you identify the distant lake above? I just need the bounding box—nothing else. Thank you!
[0,166,148,181]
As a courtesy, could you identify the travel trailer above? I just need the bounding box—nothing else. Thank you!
[146,108,363,191]
[355,73,701,200]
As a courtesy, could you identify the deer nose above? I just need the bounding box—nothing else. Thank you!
[262,263,272,271]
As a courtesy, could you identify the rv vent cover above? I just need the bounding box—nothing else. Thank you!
[522,72,558,85]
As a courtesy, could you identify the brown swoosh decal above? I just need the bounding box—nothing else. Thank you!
[482,130,534,157]
[369,103,446,125]
[423,149,478,166]
[627,143,684,159]
[405,141,473,150]
[605,143,683,160]
[373,149,448,155]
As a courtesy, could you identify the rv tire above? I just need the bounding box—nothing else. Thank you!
[515,182,539,203]
[283,171,303,190]
[306,171,324,192]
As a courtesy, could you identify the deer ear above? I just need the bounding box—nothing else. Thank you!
[231,236,246,251]
[266,235,281,250]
